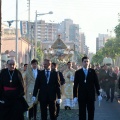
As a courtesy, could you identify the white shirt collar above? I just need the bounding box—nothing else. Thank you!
[83,67,88,70]
[33,68,37,72]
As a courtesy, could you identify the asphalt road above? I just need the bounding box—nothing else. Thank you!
[57,98,120,120]
[24,98,120,120]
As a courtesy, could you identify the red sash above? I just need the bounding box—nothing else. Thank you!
[4,86,16,91]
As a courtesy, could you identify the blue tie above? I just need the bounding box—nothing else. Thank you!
[46,71,49,78]
[46,70,49,83]
[84,69,88,76]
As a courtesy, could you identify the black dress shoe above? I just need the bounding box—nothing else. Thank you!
[68,106,71,110]
[111,99,113,102]
[56,114,59,118]
[65,106,67,110]
[106,98,110,101]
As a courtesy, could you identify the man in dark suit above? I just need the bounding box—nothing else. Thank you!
[73,56,102,120]
[32,59,61,120]
[51,62,65,117]
[51,62,65,85]
[106,67,117,102]
[99,64,109,99]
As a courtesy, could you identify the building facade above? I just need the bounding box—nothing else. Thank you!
[21,20,59,42]
[1,24,31,67]
[20,19,89,58]
[79,32,85,54]
[96,33,109,52]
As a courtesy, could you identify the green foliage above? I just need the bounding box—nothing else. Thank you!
[91,49,104,65]
[114,23,120,38]
[92,38,120,65]
[114,13,120,38]
[35,41,44,63]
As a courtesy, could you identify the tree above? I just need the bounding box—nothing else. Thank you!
[114,13,120,38]
[36,41,44,63]
[114,23,120,38]
[92,37,120,65]
[91,49,104,65]
[92,14,120,65]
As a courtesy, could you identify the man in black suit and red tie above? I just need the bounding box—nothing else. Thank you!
[32,59,61,120]
[73,56,102,120]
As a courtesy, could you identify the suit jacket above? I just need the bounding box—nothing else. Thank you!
[25,68,40,103]
[33,70,61,101]
[95,68,101,81]
[26,66,40,85]
[119,76,120,89]
[99,69,109,81]
[73,68,100,102]
[57,71,65,85]
[108,72,117,86]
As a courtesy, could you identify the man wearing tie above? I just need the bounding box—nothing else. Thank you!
[32,59,61,120]
[73,56,102,120]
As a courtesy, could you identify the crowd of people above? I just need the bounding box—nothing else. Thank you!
[0,57,120,120]
[94,64,120,102]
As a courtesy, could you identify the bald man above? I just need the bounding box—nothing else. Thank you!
[0,59,28,120]
[32,59,61,120]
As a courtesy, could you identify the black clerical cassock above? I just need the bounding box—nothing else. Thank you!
[0,68,28,120]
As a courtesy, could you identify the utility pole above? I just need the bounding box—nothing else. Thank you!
[27,0,31,61]
[34,10,37,59]
[31,25,34,60]
[28,0,30,40]
[0,0,2,70]
[16,0,18,67]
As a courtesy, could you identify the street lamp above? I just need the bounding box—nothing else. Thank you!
[34,10,53,58]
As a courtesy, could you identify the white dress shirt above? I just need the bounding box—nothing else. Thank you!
[33,69,38,79]
[83,67,88,76]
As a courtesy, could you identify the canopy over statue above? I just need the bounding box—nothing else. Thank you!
[103,57,113,66]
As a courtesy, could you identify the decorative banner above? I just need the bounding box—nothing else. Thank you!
[20,21,28,35]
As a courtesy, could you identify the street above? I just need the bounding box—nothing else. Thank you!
[24,98,120,120]
[57,98,120,120]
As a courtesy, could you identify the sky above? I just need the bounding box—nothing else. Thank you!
[2,0,120,53]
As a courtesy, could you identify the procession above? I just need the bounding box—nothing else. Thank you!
[0,55,120,120]
[1,0,120,120]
